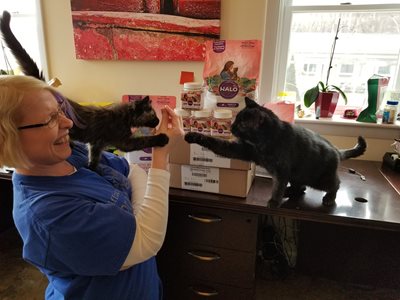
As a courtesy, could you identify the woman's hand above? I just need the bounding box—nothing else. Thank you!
[151,106,184,170]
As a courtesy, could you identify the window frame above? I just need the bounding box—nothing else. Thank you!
[260,1,400,105]
[35,0,49,80]
[260,0,400,139]
[1,0,48,79]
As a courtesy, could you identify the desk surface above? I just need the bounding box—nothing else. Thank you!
[169,160,400,232]
[0,172,12,181]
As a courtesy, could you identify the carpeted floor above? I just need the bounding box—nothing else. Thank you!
[1,227,399,300]
[0,228,47,300]
[255,269,400,300]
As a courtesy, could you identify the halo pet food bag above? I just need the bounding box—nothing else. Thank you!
[203,40,262,114]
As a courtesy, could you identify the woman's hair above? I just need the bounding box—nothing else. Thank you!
[0,75,56,168]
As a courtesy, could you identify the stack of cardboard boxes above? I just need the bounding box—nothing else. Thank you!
[168,101,296,197]
[169,138,255,197]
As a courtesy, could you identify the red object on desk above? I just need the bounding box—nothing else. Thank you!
[343,109,358,119]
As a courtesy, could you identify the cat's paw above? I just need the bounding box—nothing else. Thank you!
[322,195,336,207]
[156,133,169,147]
[184,132,202,143]
[284,185,306,198]
[267,198,281,208]
[267,194,284,207]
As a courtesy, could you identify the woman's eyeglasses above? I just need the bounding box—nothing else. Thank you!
[18,108,66,130]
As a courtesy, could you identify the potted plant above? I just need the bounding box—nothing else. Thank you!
[303,18,347,118]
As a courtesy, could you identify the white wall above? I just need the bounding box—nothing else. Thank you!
[40,1,395,161]
[40,0,267,103]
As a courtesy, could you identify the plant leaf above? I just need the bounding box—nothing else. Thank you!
[329,85,347,104]
[318,81,326,92]
[304,85,320,108]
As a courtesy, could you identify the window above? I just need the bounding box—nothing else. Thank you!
[0,0,47,78]
[340,64,354,76]
[261,1,400,112]
[302,63,317,75]
[377,65,391,75]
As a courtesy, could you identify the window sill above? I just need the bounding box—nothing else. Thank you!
[294,115,400,140]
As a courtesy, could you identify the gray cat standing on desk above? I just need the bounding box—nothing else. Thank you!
[185,97,367,206]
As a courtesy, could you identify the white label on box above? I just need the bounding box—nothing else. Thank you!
[181,165,219,193]
[125,150,152,173]
[189,144,230,168]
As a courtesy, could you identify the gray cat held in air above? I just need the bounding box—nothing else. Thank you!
[0,10,168,170]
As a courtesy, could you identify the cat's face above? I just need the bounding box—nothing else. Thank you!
[231,98,269,143]
[232,98,260,141]
[128,96,159,128]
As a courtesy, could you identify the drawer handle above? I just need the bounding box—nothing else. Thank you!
[188,213,222,223]
[187,250,221,261]
[189,286,219,297]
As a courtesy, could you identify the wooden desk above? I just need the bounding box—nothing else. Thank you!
[0,171,13,232]
[169,160,400,231]
[2,161,400,296]
[3,160,397,231]
[161,159,400,298]
[0,172,12,181]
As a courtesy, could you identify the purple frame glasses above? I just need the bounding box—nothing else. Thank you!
[18,107,65,130]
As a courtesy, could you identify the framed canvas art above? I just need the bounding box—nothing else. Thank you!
[70,0,221,61]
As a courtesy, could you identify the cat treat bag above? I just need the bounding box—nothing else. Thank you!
[203,40,262,114]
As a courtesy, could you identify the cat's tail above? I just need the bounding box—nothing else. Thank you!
[339,136,367,161]
[0,10,45,81]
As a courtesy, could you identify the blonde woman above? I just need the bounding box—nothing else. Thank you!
[0,75,184,299]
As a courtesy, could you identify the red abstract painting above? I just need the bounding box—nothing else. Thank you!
[70,0,221,61]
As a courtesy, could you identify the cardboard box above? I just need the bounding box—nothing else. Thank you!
[169,163,255,198]
[170,138,252,170]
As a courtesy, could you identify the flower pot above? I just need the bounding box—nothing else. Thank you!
[315,91,339,118]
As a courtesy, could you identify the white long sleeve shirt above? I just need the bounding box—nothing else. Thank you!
[121,165,170,268]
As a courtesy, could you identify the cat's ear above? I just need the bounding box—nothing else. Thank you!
[141,96,152,106]
[245,97,258,108]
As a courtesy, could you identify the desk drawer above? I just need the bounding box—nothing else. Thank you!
[180,244,256,288]
[0,177,14,232]
[168,204,258,252]
[164,278,255,300]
